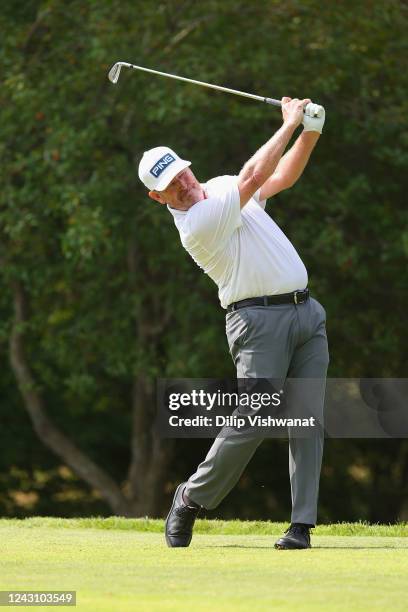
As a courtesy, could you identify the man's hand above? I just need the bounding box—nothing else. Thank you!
[281,97,311,128]
[302,103,326,134]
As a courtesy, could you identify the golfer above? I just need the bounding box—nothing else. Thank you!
[138,97,329,549]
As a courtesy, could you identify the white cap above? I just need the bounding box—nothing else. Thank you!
[138,146,191,191]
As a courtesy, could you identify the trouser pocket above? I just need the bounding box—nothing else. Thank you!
[225,309,251,361]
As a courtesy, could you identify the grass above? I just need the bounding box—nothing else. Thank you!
[2,516,408,536]
[1,518,407,611]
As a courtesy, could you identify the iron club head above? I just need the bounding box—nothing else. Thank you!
[108,62,132,84]
[108,63,122,84]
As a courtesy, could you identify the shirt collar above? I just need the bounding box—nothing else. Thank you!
[167,204,187,219]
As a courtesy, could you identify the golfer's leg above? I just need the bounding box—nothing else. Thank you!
[287,298,329,525]
[185,306,293,509]
[184,429,263,509]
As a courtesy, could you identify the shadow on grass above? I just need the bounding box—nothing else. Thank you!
[204,544,408,550]
[312,546,408,550]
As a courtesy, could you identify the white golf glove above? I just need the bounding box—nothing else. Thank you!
[302,102,325,134]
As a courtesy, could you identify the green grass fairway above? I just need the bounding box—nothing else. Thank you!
[1,519,407,611]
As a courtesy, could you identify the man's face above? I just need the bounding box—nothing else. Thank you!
[148,167,204,210]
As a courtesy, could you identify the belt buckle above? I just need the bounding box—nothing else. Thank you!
[294,290,306,305]
[294,289,308,305]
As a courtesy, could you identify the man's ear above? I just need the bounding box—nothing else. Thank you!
[148,190,166,205]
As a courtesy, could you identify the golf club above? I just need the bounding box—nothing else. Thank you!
[108,62,323,117]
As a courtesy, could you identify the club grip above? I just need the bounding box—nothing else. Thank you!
[264,98,282,107]
[265,98,324,117]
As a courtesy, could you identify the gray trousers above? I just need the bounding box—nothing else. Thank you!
[185,296,329,525]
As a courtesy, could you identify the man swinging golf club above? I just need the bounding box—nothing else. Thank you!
[138,96,329,549]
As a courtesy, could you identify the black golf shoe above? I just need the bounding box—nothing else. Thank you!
[274,523,312,549]
[165,482,201,547]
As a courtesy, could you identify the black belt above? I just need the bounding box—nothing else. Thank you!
[227,288,309,312]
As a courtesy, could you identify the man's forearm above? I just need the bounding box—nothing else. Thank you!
[274,131,320,187]
[240,120,298,187]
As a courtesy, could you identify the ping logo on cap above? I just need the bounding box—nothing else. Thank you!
[150,153,176,178]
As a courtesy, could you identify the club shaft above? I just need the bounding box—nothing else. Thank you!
[118,62,281,107]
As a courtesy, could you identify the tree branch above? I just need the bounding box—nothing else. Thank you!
[9,280,131,516]
[163,16,213,55]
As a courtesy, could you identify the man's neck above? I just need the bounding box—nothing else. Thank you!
[169,188,207,211]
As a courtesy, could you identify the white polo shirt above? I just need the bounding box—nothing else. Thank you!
[167,175,308,309]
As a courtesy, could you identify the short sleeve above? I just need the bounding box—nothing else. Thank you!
[253,187,267,210]
[186,176,242,251]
